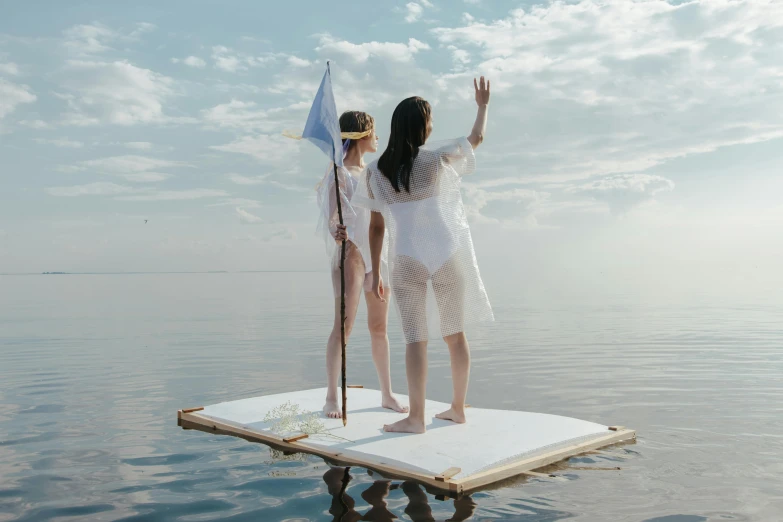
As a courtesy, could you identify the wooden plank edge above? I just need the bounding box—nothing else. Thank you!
[282,433,309,443]
[454,428,636,492]
[435,467,461,482]
[178,411,463,495]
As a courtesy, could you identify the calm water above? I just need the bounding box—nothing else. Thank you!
[0,273,781,521]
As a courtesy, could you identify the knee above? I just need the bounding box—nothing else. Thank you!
[343,317,356,339]
[443,331,467,347]
[331,318,355,341]
[367,317,387,339]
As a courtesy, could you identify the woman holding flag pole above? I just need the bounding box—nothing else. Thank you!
[287,63,407,424]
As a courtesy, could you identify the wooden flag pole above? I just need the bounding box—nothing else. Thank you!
[334,159,348,426]
[326,61,348,427]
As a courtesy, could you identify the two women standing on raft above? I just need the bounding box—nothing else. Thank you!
[319,77,494,433]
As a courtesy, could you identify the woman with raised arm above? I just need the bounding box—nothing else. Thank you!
[356,77,494,434]
[316,111,408,419]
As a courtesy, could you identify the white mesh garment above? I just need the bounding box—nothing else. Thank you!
[353,137,494,343]
[315,163,388,296]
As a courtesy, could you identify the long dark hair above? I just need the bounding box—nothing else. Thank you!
[339,110,374,152]
[377,96,431,193]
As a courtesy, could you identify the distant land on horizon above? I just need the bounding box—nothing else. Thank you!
[0,270,324,276]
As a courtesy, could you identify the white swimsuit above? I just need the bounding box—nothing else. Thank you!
[353,137,493,343]
[388,197,462,275]
[315,164,388,295]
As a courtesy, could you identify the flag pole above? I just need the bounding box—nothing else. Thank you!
[327,62,348,427]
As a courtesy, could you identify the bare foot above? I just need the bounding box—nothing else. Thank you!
[323,400,342,419]
[435,407,466,424]
[381,394,409,414]
[383,416,426,434]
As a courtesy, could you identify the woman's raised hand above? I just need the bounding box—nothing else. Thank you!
[474,76,490,106]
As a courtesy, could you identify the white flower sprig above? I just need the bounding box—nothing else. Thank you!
[263,401,352,442]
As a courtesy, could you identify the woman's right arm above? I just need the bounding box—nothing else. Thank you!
[369,210,386,301]
[326,168,347,242]
[467,76,490,150]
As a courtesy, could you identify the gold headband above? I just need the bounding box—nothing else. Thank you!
[282,128,373,140]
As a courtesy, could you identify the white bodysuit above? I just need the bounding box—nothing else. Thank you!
[316,164,387,295]
[354,137,494,343]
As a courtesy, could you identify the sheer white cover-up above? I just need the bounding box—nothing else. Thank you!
[353,137,494,343]
[315,163,388,296]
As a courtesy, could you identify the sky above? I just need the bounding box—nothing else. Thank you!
[1,0,781,299]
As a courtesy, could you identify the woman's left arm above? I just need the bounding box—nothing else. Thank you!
[369,211,386,301]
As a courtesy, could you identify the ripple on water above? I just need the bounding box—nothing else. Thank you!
[1,273,782,520]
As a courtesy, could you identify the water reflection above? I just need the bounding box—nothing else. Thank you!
[323,466,477,522]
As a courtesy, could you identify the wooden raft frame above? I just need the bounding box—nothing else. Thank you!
[177,408,635,495]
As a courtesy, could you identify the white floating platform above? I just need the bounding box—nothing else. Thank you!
[178,388,635,494]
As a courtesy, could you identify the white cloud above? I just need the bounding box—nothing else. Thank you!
[19,119,53,129]
[463,184,549,226]
[209,198,261,208]
[228,173,270,185]
[569,174,675,213]
[63,154,190,182]
[34,137,84,148]
[405,3,424,23]
[128,22,156,39]
[46,182,135,197]
[448,45,470,67]
[0,79,36,119]
[419,0,783,228]
[268,180,310,193]
[316,35,430,63]
[201,100,269,131]
[212,46,245,72]
[59,60,181,126]
[432,1,783,101]
[287,56,312,68]
[184,55,206,68]
[172,56,207,68]
[124,141,153,150]
[63,22,156,55]
[117,189,228,201]
[236,207,263,224]
[210,134,299,163]
[261,227,296,242]
[120,172,170,182]
[0,62,19,76]
[211,46,280,73]
[63,23,116,54]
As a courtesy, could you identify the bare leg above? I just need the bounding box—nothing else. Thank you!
[383,341,427,433]
[360,480,396,521]
[324,243,365,419]
[383,256,429,433]
[365,284,408,414]
[435,332,470,424]
[401,481,435,522]
[432,257,469,424]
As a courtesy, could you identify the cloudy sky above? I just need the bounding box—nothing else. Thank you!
[1,0,781,297]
